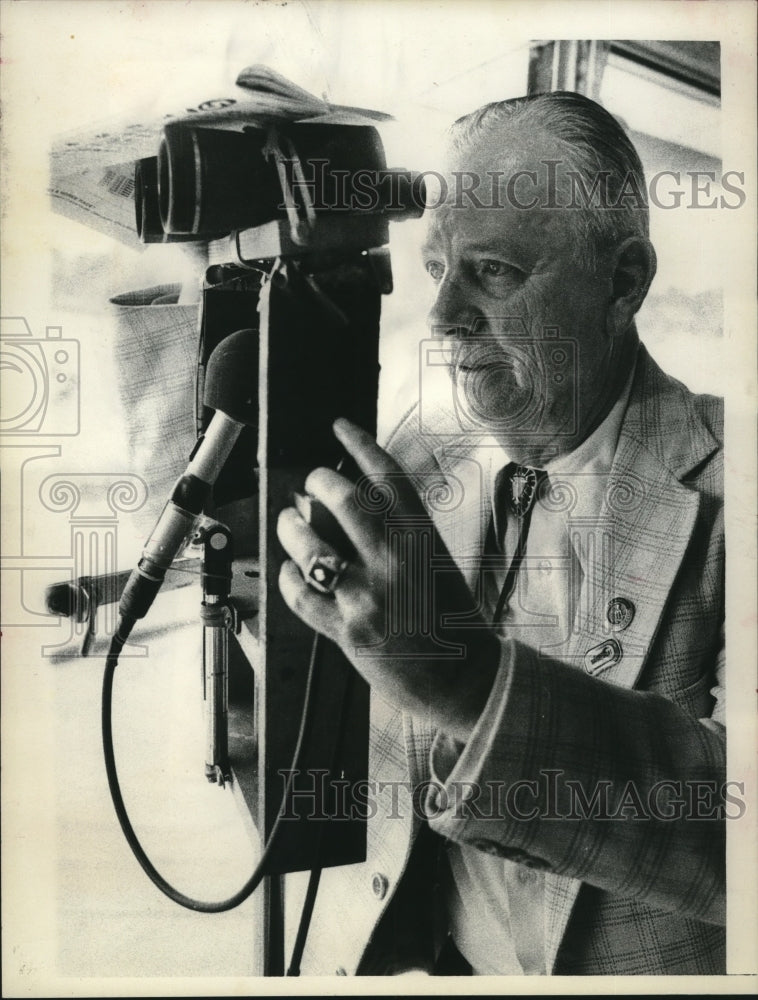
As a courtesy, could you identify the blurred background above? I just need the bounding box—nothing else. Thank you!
[1,1,753,992]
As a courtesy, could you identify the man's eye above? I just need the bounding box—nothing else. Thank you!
[478,259,514,277]
[425,260,445,282]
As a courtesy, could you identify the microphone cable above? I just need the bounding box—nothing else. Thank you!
[101,448,364,953]
[101,614,327,914]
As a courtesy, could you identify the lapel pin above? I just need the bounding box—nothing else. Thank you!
[607,597,635,631]
[584,638,622,675]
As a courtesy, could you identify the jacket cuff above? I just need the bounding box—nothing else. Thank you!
[428,637,516,795]
[424,639,555,870]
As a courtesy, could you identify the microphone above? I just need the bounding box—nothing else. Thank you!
[118,329,257,625]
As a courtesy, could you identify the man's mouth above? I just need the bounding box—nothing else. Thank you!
[453,351,519,378]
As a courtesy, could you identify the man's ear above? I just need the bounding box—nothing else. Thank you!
[605,236,657,337]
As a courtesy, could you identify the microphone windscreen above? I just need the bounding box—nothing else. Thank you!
[204,328,258,425]
[45,581,81,619]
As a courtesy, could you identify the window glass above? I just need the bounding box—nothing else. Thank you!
[600,47,725,394]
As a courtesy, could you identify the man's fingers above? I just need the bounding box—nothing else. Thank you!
[278,560,342,641]
[333,418,424,513]
[302,467,383,554]
[301,420,425,553]
[333,417,405,478]
[277,505,345,574]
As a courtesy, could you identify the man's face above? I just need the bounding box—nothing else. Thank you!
[421,126,619,464]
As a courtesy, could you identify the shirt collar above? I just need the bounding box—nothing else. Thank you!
[544,356,637,479]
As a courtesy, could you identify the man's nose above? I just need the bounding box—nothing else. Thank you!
[426,274,474,339]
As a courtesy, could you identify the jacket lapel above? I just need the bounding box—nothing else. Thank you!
[543,348,720,971]
[543,447,703,970]
[556,347,719,685]
[555,439,702,681]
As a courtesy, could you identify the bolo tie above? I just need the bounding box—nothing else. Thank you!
[488,464,547,625]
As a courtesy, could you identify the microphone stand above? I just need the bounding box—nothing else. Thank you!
[196,519,239,786]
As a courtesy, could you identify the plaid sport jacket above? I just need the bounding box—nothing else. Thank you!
[301,344,726,976]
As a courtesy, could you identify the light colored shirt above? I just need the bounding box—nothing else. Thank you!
[438,362,637,976]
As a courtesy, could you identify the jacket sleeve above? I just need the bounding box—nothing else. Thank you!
[425,635,727,925]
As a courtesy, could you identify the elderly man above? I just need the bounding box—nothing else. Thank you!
[277,92,725,976]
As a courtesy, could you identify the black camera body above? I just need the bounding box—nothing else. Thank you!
[131,111,422,883]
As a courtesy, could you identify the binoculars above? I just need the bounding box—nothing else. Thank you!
[135,122,425,243]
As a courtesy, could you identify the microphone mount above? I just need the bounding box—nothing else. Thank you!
[196,519,240,786]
